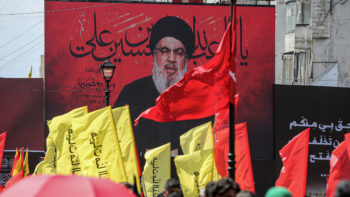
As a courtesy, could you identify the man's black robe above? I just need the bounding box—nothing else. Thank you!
[113,76,213,159]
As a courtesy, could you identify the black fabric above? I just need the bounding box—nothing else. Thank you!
[149,16,195,58]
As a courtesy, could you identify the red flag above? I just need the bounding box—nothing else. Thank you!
[214,122,255,193]
[5,170,24,189]
[0,132,7,173]
[213,94,239,176]
[326,133,350,197]
[135,23,235,124]
[275,128,310,197]
[229,0,237,106]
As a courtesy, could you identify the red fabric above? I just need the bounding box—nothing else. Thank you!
[5,170,24,189]
[214,123,255,193]
[213,93,238,177]
[326,133,350,197]
[229,1,237,105]
[275,128,310,197]
[0,132,7,173]
[10,148,19,176]
[135,23,235,124]
[2,175,137,197]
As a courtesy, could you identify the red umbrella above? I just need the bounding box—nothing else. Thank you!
[0,175,137,197]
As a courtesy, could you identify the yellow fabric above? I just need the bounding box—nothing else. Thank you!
[23,148,29,176]
[179,122,219,181]
[143,143,171,197]
[27,66,32,78]
[180,122,214,154]
[174,149,215,197]
[12,148,24,177]
[112,106,141,193]
[47,106,88,175]
[73,106,127,183]
[33,136,57,175]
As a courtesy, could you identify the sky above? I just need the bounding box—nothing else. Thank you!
[0,0,44,78]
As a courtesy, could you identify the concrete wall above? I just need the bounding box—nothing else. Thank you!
[275,0,286,84]
[275,0,350,87]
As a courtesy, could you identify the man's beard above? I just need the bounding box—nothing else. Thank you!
[152,60,188,94]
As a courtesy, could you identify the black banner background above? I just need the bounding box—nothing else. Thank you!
[274,84,350,195]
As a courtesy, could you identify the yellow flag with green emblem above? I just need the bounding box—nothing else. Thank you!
[143,143,171,197]
[73,106,127,183]
[174,149,214,197]
[47,106,88,175]
[112,105,141,193]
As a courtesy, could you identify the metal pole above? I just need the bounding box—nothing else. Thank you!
[228,0,236,180]
[105,80,110,106]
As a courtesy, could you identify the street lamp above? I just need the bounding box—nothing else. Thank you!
[100,59,116,106]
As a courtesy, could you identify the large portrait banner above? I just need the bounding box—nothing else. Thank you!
[45,2,275,159]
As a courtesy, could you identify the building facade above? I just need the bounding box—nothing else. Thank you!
[275,0,350,87]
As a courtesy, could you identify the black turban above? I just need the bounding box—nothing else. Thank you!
[149,16,195,59]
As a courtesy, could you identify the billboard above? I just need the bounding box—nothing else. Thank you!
[0,78,44,150]
[274,85,350,195]
[45,2,275,159]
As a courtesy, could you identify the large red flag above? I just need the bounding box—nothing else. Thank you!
[275,128,310,197]
[326,133,350,197]
[214,122,255,193]
[0,132,7,173]
[135,22,235,124]
[212,93,238,177]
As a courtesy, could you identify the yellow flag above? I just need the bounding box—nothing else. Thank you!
[112,106,141,193]
[47,106,88,175]
[180,122,214,154]
[174,149,215,197]
[27,66,32,78]
[23,148,29,176]
[143,143,171,197]
[12,148,24,177]
[34,136,56,175]
[73,106,127,183]
[180,122,220,181]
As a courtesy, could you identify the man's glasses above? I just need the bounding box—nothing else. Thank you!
[155,47,186,58]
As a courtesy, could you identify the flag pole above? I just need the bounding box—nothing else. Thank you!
[228,0,236,180]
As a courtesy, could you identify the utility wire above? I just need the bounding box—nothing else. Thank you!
[0,20,43,49]
[0,34,43,60]
[0,39,43,70]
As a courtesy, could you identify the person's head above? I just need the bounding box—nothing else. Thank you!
[236,190,255,197]
[217,178,241,197]
[149,16,195,93]
[163,178,182,197]
[120,181,140,197]
[265,187,291,197]
[205,181,219,197]
[335,180,350,197]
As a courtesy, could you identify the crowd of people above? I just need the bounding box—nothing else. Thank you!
[122,178,350,197]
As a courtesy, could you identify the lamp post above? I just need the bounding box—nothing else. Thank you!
[100,59,116,106]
